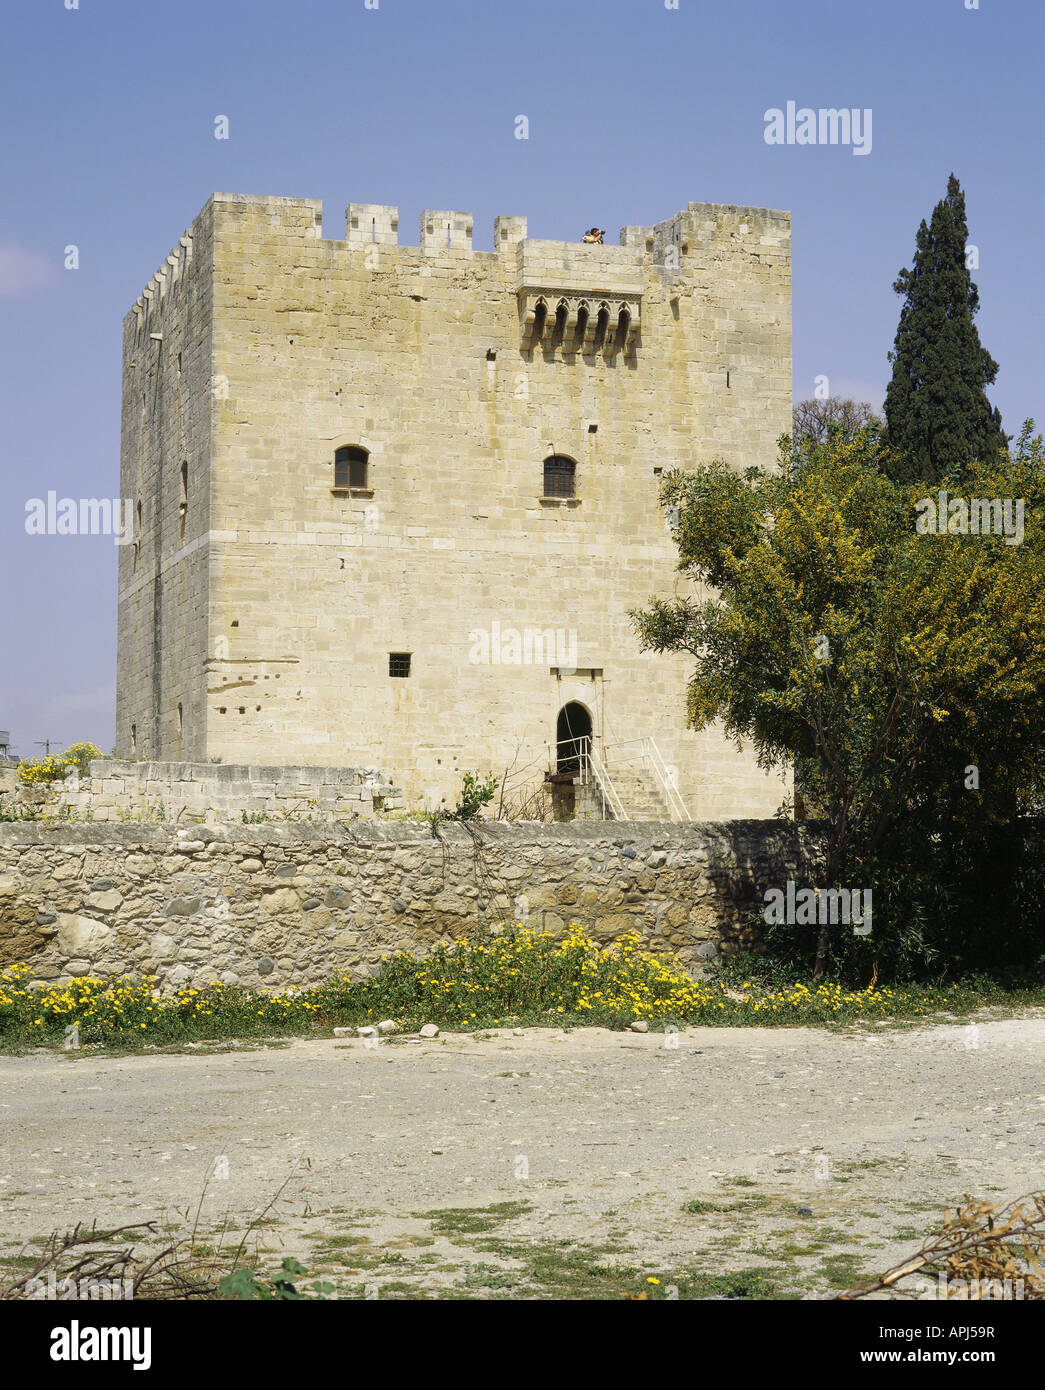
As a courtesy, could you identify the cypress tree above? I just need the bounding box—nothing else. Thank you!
[884,174,1006,484]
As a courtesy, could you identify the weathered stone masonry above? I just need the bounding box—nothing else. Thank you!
[27,760,404,823]
[117,193,793,820]
[0,822,823,990]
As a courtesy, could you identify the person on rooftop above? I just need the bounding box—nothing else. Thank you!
[581,228,605,244]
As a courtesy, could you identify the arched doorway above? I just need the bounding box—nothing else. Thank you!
[556,702,592,774]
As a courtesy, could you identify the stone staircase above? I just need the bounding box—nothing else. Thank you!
[567,738,691,822]
[589,767,669,817]
[603,765,672,820]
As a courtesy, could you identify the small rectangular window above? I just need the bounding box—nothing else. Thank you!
[388,652,411,678]
[543,455,576,498]
[335,445,369,490]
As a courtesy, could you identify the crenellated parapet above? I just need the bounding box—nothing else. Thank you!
[420,209,473,253]
[346,203,399,245]
[132,230,194,337]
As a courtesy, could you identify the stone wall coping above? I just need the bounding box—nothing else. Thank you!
[85,761,386,782]
[0,819,825,851]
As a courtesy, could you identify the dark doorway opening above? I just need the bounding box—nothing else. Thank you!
[556,702,592,774]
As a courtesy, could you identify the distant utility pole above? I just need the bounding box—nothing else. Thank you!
[35,740,63,756]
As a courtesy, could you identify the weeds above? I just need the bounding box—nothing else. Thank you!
[0,922,1005,1048]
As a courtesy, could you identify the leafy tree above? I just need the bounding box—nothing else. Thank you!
[632,427,1045,980]
[884,174,1006,485]
[792,397,882,450]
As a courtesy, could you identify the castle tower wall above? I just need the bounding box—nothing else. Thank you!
[117,193,792,818]
[117,206,216,763]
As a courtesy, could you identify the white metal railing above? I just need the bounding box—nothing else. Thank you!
[643,737,692,821]
[601,737,692,821]
[548,735,692,822]
[584,744,627,821]
[548,737,627,820]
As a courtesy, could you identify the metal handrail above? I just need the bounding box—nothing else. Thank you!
[601,736,692,821]
[644,736,692,821]
[545,738,617,820]
[584,745,627,820]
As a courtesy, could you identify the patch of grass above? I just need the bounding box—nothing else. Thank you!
[819,1253,872,1289]
[368,1280,434,1299]
[728,1195,772,1213]
[458,1264,518,1289]
[683,1199,723,1215]
[685,1267,788,1299]
[413,1202,530,1236]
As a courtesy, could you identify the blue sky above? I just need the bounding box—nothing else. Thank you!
[1,0,1042,758]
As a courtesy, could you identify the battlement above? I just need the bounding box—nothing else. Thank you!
[128,195,790,337]
[132,229,194,336]
[346,203,399,245]
[177,193,788,257]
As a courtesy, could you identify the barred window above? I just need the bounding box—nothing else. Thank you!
[335,445,369,490]
[388,652,411,678]
[543,455,576,499]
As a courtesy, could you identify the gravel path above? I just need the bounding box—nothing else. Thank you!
[2,1016,1043,1298]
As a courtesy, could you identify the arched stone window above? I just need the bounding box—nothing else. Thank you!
[543,455,576,499]
[531,298,548,346]
[334,445,369,490]
[574,302,590,350]
[614,307,631,352]
[552,299,569,346]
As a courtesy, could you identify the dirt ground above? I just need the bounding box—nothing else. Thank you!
[2,1015,1043,1299]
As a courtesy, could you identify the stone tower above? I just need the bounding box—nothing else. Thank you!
[116,193,792,818]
